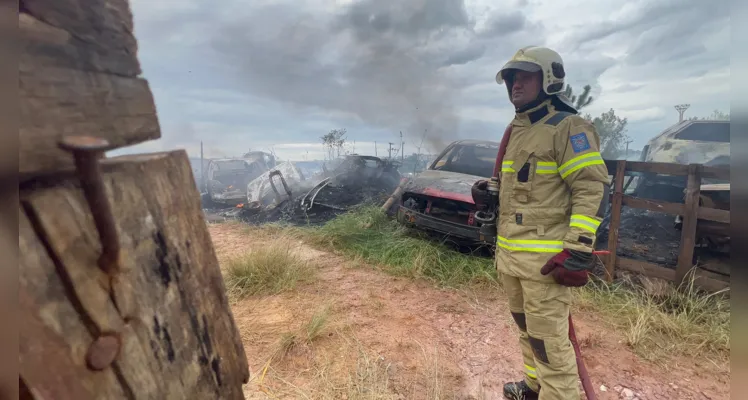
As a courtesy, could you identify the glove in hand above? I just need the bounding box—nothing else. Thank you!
[540,249,591,287]
[471,180,491,211]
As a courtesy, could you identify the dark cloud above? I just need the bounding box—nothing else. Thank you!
[207,0,536,152]
[567,0,728,70]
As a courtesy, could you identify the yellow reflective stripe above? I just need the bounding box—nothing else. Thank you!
[501,160,515,172]
[536,161,559,175]
[497,236,564,253]
[525,364,537,379]
[569,214,601,234]
[558,152,605,178]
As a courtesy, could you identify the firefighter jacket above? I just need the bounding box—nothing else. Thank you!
[496,98,610,282]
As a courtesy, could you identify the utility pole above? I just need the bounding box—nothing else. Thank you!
[374,141,377,157]
[400,131,404,162]
[200,141,205,193]
[674,104,690,122]
[624,138,633,159]
[388,142,395,159]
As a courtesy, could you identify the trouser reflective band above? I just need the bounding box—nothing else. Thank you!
[525,364,538,379]
[559,152,605,178]
[569,214,601,234]
[497,236,564,253]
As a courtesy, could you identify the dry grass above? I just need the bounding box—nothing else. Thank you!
[575,268,730,367]
[252,325,398,400]
[222,239,317,299]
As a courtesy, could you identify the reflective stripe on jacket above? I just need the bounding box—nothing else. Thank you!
[496,99,610,282]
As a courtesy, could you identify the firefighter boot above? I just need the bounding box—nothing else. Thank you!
[503,380,539,400]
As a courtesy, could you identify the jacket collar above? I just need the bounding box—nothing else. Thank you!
[513,99,554,126]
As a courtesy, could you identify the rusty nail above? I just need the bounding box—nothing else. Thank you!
[59,136,121,274]
[85,333,121,371]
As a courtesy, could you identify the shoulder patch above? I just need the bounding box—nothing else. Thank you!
[570,132,591,153]
[544,111,573,126]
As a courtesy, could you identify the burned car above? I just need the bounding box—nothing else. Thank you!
[204,157,272,206]
[396,140,499,245]
[631,120,730,203]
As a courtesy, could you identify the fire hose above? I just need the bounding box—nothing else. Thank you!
[491,123,600,400]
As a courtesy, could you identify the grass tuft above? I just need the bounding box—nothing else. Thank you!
[576,270,730,365]
[295,205,497,288]
[222,241,316,298]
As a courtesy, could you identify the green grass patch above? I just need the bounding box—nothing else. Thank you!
[223,242,317,298]
[295,205,497,288]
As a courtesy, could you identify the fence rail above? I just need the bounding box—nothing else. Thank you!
[602,159,730,292]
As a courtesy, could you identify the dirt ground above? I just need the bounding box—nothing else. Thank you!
[209,222,729,400]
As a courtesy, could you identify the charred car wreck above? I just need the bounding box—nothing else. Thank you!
[396,140,499,245]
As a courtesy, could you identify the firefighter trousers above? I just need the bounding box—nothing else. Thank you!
[501,272,580,400]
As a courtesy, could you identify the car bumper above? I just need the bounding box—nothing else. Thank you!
[396,206,495,244]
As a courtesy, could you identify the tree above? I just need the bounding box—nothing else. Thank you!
[689,109,730,121]
[562,84,594,110]
[320,129,347,160]
[583,108,628,159]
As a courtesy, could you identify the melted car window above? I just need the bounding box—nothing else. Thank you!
[432,144,498,177]
[674,123,730,143]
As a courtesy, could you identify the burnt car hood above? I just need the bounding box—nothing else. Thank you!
[403,169,484,204]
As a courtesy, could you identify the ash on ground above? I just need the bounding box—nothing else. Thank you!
[599,208,682,267]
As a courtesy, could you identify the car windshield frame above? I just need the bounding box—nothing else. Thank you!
[430,142,498,177]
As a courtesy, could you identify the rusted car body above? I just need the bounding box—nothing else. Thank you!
[396,140,499,245]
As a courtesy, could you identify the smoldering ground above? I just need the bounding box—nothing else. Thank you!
[209,0,532,153]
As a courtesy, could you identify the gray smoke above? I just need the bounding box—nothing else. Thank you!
[210,0,487,153]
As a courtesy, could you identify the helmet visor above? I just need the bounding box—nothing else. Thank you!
[497,61,541,84]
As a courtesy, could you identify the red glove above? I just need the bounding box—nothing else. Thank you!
[540,249,590,287]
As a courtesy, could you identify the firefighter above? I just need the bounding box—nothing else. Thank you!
[472,46,610,399]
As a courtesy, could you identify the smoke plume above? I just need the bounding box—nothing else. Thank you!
[210,0,486,153]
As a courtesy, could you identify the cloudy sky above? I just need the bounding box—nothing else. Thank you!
[112,0,730,161]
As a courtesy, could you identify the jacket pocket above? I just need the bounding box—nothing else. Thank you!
[514,208,568,236]
[511,150,535,204]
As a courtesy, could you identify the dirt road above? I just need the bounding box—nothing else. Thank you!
[210,223,728,400]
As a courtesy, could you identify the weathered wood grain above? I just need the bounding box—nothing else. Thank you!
[676,165,702,285]
[19,62,161,178]
[20,0,140,76]
[604,160,627,282]
[19,208,127,399]
[616,256,729,293]
[21,151,249,399]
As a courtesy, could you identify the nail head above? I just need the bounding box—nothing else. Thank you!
[85,333,121,370]
[59,136,111,153]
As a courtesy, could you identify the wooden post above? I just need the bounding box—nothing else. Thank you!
[605,160,627,282]
[675,164,702,285]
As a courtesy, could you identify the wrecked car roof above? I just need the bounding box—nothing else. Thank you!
[643,120,730,165]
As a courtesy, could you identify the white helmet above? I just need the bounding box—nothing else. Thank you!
[496,46,566,95]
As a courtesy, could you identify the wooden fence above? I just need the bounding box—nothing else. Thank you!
[602,160,730,292]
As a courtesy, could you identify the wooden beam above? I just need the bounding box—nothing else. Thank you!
[617,257,675,281]
[615,257,729,293]
[19,209,123,399]
[605,160,627,282]
[20,0,141,76]
[675,164,701,285]
[621,195,685,216]
[603,159,729,181]
[20,151,249,399]
[698,206,730,224]
[19,64,161,179]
